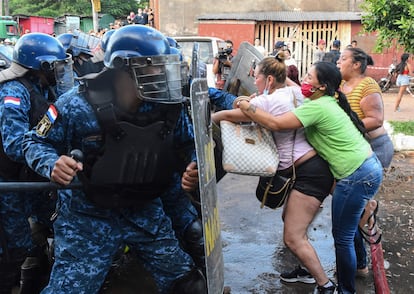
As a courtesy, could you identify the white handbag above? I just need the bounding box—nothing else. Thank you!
[220,121,279,177]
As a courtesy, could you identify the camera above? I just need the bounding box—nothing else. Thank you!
[217,41,233,61]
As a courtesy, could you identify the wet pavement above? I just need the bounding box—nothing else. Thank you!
[218,173,377,294]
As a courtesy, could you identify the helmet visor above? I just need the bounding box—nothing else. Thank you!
[54,54,74,96]
[128,55,183,104]
[70,30,100,56]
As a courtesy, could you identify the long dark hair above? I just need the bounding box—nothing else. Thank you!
[396,53,410,74]
[344,47,374,74]
[313,61,366,134]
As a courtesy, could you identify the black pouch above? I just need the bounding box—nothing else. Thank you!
[256,174,295,209]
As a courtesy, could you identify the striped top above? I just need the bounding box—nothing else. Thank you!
[340,76,381,119]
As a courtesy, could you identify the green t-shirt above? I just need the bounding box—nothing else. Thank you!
[293,95,371,179]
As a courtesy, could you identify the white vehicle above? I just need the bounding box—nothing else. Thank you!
[174,36,224,87]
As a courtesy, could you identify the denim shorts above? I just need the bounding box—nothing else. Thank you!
[369,133,394,168]
[278,154,334,203]
[396,74,410,86]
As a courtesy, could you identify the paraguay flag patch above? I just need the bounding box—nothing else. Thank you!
[46,104,58,123]
[4,96,21,108]
[36,105,59,137]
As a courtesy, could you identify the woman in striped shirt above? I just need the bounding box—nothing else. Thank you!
[337,47,393,279]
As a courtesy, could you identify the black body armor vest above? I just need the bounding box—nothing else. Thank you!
[0,78,51,180]
[80,70,183,208]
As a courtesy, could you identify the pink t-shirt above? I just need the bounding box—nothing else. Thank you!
[250,86,314,170]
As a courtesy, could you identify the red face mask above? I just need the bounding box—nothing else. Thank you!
[301,82,317,97]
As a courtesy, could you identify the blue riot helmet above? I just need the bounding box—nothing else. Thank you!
[169,46,183,62]
[56,33,73,52]
[166,36,181,49]
[69,30,95,58]
[100,29,116,53]
[104,25,183,104]
[14,33,68,70]
[57,32,94,58]
[13,33,74,96]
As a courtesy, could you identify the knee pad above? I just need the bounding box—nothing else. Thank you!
[169,268,207,294]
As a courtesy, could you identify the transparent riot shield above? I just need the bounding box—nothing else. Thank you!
[190,42,224,294]
[223,41,264,96]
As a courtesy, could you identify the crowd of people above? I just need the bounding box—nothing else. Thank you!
[0,18,407,293]
[207,37,399,294]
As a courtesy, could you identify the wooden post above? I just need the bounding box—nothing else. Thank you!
[91,0,101,33]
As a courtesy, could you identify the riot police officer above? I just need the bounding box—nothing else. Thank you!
[99,29,205,274]
[23,25,206,293]
[57,31,103,77]
[0,33,74,293]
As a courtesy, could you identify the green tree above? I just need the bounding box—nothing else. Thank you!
[361,0,414,53]
[8,0,147,18]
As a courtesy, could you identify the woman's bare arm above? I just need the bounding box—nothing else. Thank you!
[238,100,303,131]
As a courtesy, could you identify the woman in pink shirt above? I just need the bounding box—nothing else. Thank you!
[212,53,336,294]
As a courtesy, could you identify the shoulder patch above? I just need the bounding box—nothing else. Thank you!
[4,96,21,108]
[36,105,58,137]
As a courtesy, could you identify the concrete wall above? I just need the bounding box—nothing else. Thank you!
[156,0,360,36]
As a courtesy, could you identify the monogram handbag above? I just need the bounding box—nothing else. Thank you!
[220,120,279,177]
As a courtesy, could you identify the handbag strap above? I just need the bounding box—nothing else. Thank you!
[290,87,298,181]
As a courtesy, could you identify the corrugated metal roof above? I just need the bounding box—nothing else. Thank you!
[197,11,364,22]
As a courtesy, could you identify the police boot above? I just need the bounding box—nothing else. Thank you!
[169,268,207,294]
[0,256,23,294]
[183,219,205,271]
[19,252,50,294]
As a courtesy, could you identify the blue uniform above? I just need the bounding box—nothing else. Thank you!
[23,86,197,293]
[0,79,55,256]
[208,87,237,110]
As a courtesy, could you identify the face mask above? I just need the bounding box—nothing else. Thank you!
[263,77,270,95]
[301,82,317,97]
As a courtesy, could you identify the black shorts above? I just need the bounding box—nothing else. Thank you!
[278,154,334,203]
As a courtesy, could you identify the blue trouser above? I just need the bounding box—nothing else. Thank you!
[332,154,383,294]
[41,194,194,294]
[354,134,394,270]
[0,177,55,255]
[161,173,199,237]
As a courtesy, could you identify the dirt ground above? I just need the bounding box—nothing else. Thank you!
[375,151,414,293]
[346,88,414,293]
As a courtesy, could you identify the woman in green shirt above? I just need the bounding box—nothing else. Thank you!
[237,61,383,294]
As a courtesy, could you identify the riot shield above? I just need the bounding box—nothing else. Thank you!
[191,78,224,294]
[223,41,264,96]
[190,42,207,80]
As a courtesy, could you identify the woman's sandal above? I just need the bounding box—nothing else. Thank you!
[359,200,382,244]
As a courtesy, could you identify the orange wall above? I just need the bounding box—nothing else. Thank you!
[198,22,255,56]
